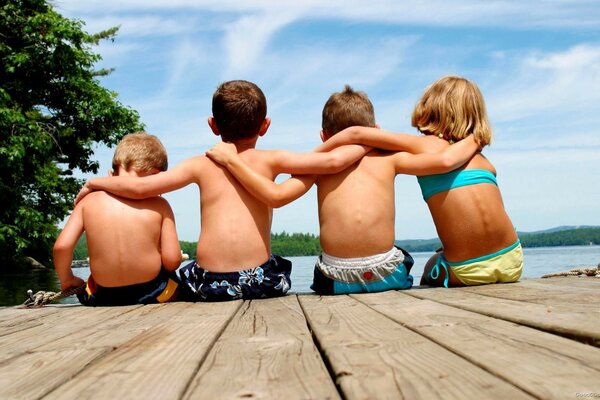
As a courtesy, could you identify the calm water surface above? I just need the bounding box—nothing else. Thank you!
[2,245,599,306]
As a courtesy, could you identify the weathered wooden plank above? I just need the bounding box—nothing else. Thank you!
[355,291,600,400]
[523,277,600,290]
[42,301,241,400]
[185,295,340,400]
[0,348,109,399]
[458,278,600,307]
[0,306,138,363]
[0,305,145,399]
[408,284,600,346]
[0,306,60,329]
[0,307,61,337]
[299,294,532,400]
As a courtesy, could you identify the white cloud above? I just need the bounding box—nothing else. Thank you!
[222,11,298,76]
[487,44,600,127]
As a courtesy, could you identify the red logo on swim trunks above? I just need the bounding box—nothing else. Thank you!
[363,271,373,280]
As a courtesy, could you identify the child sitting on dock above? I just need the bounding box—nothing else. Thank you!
[54,132,183,306]
[207,85,479,294]
[75,80,368,301]
[317,76,524,287]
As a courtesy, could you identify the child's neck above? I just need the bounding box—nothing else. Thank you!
[230,137,259,152]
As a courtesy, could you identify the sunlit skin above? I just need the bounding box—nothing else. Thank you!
[206,130,479,259]
[318,126,518,286]
[54,168,182,290]
[76,117,370,273]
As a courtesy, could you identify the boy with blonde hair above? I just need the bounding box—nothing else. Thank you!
[207,85,479,294]
[75,80,368,301]
[54,132,182,306]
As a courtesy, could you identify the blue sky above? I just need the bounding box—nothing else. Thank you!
[58,1,600,242]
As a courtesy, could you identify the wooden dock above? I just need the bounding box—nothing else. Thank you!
[1,277,599,399]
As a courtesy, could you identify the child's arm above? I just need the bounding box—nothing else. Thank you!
[318,126,431,154]
[391,136,480,175]
[53,204,86,291]
[268,144,370,175]
[158,200,183,271]
[75,158,199,204]
[206,143,316,208]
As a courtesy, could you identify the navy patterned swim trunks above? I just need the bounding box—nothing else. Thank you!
[77,270,179,306]
[175,255,292,302]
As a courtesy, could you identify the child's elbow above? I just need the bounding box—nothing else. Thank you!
[53,238,72,257]
[326,154,350,173]
[162,253,183,271]
[438,154,458,170]
[263,192,288,208]
[270,197,289,209]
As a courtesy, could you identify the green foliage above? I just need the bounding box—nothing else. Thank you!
[179,241,197,261]
[519,228,600,248]
[0,0,142,266]
[271,232,321,256]
[72,234,88,261]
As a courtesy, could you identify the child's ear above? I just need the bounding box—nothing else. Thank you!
[108,169,114,177]
[258,117,271,137]
[208,117,220,136]
[374,123,380,129]
[320,130,327,142]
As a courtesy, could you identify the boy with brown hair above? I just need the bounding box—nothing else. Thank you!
[206,85,479,294]
[75,80,368,301]
[54,132,183,306]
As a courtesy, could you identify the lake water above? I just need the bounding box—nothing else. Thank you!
[2,245,599,306]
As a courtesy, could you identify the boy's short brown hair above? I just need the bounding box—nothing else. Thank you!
[322,85,376,135]
[112,132,168,174]
[412,76,493,147]
[212,80,267,142]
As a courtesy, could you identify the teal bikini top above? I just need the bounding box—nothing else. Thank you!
[417,169,497,201]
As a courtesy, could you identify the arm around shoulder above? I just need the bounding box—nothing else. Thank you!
[432,135,480,170]
[393,135,480,175]
[206,143,316,207]
[86,159,199,200]
[317,126,426,153]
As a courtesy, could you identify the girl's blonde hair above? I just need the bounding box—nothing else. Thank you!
[112,132,168,174]
[411,76,492,147]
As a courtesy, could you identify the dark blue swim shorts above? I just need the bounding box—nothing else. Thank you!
[175,255,292,302]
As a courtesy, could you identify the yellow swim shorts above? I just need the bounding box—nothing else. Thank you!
[448,240,523,286]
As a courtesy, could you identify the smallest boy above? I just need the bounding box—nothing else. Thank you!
[53,132,182,306]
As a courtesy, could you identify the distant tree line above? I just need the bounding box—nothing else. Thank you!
[518,228,600,248]
[270,232,321,256]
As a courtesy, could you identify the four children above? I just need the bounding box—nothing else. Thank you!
[57,76,523,305]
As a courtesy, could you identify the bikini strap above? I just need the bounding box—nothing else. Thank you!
[428,255,450,288]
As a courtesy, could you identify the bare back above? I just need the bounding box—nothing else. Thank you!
[82,192,168,287]
[420,136,518,261]
[317,150,398,258]
[192,151,274,271]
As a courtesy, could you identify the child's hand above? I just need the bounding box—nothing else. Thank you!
[206,142,239,166]
[74,181,93,205]
[60,276,85,292]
